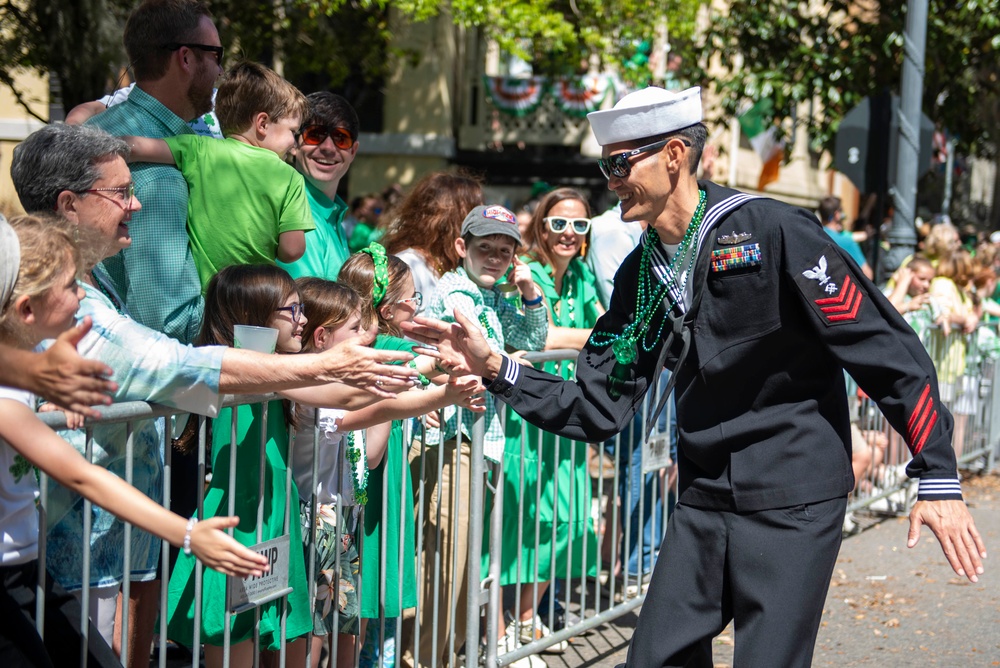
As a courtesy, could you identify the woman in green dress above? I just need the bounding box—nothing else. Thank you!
[166,265,313,667]
[499,188,604,644]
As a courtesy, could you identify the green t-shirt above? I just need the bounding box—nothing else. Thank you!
[277,180,350,280]
[165,136,315,289]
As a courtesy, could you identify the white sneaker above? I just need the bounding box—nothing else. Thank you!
[498,617,549,667]
[517,614,568,653]
[842,511,858,536]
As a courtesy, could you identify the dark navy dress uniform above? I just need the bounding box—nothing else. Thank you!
[485,181,962,667]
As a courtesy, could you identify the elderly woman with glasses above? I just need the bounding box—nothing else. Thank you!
[492,187,604,647]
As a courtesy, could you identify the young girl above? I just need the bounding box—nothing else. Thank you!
[338,243,466,667]
[0,214,268,667]
[292,277,483,668]
[166,264,315,667]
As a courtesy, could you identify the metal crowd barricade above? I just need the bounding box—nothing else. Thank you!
[34,358,678,668]
[842,322,999,517]
[468,350,676,668]
[38,394,305,668]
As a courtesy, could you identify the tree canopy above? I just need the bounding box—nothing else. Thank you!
[4,0,998,164]
[700,0,1000,158]
[0,0,699,115]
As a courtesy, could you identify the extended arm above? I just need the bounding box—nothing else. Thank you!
[782,213,986,580]
[340,375,485,432]
[2,318,115,416]
[402,273,657,443]
[219,341,419,398]
[122,136,175,165]
[0,400,268,578]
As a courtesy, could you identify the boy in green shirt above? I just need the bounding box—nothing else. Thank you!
[125,62,314,289]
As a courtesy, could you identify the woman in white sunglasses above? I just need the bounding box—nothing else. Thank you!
[493,187,606,648]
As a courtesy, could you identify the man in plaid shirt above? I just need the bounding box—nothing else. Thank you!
[87,0,223,345]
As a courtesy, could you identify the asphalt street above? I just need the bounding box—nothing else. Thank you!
[543,472,1000,668]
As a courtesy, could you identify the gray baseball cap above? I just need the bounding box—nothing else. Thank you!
[461,205,521,243]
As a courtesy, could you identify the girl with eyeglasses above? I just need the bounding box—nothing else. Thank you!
[498,188,605,646]
[165,264,316,666]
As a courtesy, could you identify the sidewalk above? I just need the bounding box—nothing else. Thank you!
[542,472,1000,667]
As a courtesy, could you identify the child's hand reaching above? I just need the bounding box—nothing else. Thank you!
[38,402,86,430]
[190,516,271,578]
[445,375,487,413]
[510,256,542,306]
[422,409,442,429]
[508,350,534,367]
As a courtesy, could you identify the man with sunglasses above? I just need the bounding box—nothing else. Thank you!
[279,92,361,282]
[404,85,985,667]
[86,0,223,346]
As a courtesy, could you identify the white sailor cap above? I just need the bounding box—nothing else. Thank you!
[587,86,702,146]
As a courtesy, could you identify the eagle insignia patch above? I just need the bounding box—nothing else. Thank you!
[793,246,865,326]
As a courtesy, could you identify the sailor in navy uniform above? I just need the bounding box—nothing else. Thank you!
[402,86,986,668]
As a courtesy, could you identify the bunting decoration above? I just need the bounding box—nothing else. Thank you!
[551,75,614,117]
[482,76,546,117]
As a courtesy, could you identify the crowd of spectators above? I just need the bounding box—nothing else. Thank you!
[3,2,997,667]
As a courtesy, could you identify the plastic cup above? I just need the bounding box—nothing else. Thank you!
[233,325,278,354]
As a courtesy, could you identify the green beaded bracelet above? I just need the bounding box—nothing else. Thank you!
[408,360,431,387]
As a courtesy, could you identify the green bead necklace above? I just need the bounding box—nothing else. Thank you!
[590,189,707,365]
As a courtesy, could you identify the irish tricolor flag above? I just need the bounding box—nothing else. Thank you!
[738,98,785,190]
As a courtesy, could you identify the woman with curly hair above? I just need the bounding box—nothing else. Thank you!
[379,171,484,304]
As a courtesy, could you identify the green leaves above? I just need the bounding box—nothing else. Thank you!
[699,0,1000,157]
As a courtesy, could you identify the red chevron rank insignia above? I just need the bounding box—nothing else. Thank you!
[792,245,865,326]
[906,383,937,454]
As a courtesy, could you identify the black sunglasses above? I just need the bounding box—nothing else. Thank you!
[163,42,224,66]
[597,137,691,179]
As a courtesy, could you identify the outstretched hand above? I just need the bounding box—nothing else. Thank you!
[907,499,987,582]
[191,516,271,578]
[445,374,487,412]
[400,309,498,379]
[26,317,116,417]
[318,340,420,399]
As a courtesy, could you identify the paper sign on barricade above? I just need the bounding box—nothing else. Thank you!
[227,534,293,614]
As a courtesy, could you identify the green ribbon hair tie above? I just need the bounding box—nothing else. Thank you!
[360,242,389,307]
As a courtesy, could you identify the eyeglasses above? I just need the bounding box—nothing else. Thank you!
[596,137,691,179]
[275,302,306,323]
[163,42,224,66]
[76,183,136,210]
[395,292,423,309]
[544,217,591,235]
[297,124,355,150]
